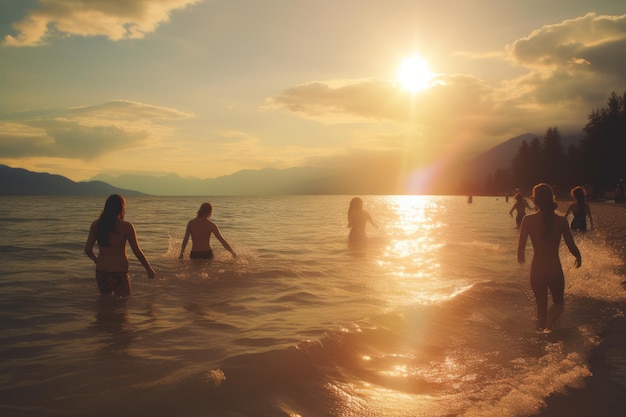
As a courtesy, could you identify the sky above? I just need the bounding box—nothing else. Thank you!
[1,0,625,184]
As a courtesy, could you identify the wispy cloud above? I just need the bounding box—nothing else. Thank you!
[2,0,203,46]
[0,100,193,159]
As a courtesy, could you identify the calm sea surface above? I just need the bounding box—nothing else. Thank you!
[0,195,625,417]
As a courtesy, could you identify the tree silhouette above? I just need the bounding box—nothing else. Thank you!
[505,91,625,198]
[580,91,626,195]
[542,127,565,188]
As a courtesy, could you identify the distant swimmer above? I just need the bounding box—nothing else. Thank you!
[347,197,378,248]
[517,183,581,331]
[564,186,593,232]
[179,202,237,259]
[84,194,155,297]
[509,192,532,228]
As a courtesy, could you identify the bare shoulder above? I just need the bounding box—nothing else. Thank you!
[120,220,136,232]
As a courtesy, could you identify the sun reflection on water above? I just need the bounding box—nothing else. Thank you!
[373,196,470,306]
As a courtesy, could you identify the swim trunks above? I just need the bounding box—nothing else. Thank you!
[190,249,214,259]
[96,270,131,297]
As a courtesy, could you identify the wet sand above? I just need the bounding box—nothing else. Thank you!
[536,202,626,417]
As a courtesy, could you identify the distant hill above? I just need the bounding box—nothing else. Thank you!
[1,133,585,196]
[92,165,415,196]
[92,167,343,196]
[0,164,144,196]
[91,133,584,196]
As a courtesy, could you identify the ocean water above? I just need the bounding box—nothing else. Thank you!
[0,195,624,417]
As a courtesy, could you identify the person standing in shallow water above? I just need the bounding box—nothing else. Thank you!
[517,183,581,331]
[564,186,593,232]
[179,203,237,259]
[347,197,378,248]
[84,194,155,297]
[509,192,532,228]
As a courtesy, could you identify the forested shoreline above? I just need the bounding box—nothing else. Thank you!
[482,91,626,200]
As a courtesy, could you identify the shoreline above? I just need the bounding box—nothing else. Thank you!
[535,202,626,417]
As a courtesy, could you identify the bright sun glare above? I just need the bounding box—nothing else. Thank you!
[397,55,434,93]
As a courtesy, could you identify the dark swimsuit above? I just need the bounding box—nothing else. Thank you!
[190,249,214,259]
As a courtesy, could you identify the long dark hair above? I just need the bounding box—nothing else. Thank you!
[571,186,586,215]
[97,194,125,246]
[348,197,363,226]
[532,183,557,237]
[197,202,212,218]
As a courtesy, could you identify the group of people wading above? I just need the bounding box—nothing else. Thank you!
[84,185,593,333]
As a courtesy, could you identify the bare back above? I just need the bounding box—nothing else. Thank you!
[518,211,579,273]
[86,219,144,272]
[185,217,216,252]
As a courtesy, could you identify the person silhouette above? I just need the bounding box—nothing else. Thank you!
[509,192,532,228]
[564,186,593,232]
[517,183,581,331]
[347,197,378,248]
[84,194,155,297]
[179,202,237,259]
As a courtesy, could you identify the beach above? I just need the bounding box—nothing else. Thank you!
[538,202,626,417]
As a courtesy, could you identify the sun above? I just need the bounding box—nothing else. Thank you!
[396,55,434,93]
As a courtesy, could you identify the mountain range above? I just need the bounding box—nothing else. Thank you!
[0,133,582,196]
[0,164,144,196]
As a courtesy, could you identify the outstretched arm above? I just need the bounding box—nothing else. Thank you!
[561,218,582,268]
[84,221,98,264]
[126,223,155,278]
[211,223,237,258]
[367,213,379,230]
[179,223,191,258]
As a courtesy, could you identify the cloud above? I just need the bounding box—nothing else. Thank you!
[265,75,495,126]
[67,100,193,124]
[266,12,626,155]
[496,12,626,121]
[0,100,192,159]
[2,0,202,46]
[509,13,626,73]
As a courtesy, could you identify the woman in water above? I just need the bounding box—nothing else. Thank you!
[347,197,378,248]
[509,192,532,228]
[564,186,593,232]
[179,202,237,259]
[517,183,581,331]
[84,194,155,297]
